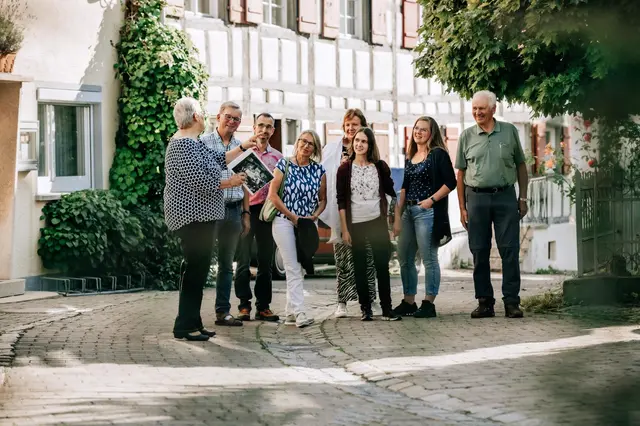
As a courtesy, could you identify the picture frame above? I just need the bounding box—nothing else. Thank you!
[227,149,275,195]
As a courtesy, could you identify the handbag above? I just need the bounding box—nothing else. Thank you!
[259,159,290,222]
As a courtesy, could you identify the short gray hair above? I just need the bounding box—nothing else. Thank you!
[218,101,241,115]
[472,90,497,108]
[173,97,202,129]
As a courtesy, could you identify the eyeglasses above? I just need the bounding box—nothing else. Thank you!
[224,114,241,123]
[298,139,315,148]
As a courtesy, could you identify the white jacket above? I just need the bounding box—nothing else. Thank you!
[319,140,344,245]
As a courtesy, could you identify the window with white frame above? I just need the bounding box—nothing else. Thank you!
[37,104,93,193]
[340,0,358,37]
[263,0,285,26]
[184,0,212,16]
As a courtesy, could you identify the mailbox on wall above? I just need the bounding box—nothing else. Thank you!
[16,120,38,172]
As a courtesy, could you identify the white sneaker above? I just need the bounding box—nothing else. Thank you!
[295,312,314,328]
[334,302,348,318]
[284,314,296,325]
[371,301,381,315]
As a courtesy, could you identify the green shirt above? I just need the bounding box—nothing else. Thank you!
[455,120,525,188]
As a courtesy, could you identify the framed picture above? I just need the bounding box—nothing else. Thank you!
[227,149,275,195]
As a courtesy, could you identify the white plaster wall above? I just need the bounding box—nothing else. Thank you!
[339,49,354,89]
[355,50,370,90]
[372,51,392,92]
[314,42,336,87]
[11,0,122,278]
[396,54,414,95]
[209,30,230,77]
[261,37,279,81]
[521,222,578,273]
[282,40,298,84]
[232,28,244,78]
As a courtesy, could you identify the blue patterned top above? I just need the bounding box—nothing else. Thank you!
[275,158,326,218]
[402,154,434,202]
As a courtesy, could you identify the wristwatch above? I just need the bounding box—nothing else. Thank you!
[239,144,247,152]
[430,196,437,204]
[241,210,250,216]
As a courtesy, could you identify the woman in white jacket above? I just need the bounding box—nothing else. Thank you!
[320,109,378,317]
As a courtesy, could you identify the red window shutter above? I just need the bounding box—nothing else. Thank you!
[246,0,263,24]
[322,0,339,39]
[371,0,387,45]
[298,0,319,34]
[402,0,419,49]
[404,127,411,155]
[229,0,244,23]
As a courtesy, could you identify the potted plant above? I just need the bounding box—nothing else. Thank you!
[0,0,32,73]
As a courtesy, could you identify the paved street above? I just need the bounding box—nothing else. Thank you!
[1,271,639,425]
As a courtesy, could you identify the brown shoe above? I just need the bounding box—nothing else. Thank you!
[471,297,496,318]
[505,304,524,318]
[237,308,251,321]
[255,309,280,322]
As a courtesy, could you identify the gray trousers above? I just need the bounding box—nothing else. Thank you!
[465,186,521,305]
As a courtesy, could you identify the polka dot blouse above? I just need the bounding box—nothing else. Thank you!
[163,137,227,232]
[402,154,434,202]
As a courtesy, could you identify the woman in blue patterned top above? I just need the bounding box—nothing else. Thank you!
[268,130,327,328]
[392,116,456,319]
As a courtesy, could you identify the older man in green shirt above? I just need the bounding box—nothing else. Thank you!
[455,90,529,319]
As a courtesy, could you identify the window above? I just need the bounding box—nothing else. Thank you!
[263,0,285,26]
[38,104,92,193]
[184,0,211,15]
[340,0,357,36]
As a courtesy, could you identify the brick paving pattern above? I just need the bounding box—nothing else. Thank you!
[1,272,639,425]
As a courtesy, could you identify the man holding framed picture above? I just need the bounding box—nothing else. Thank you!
[234,113,283,322]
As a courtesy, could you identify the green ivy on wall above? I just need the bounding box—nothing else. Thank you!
[110,0,209,208]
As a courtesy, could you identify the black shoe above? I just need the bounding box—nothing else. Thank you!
[215,313,244,326]
[505,304,524,318]
[392,300,418,316]
[381,309,402,321]
[174,331,210,341]
[361,305,373,321]
[199,327,216,337]
[414,300,437,318]
[471,297,496,318]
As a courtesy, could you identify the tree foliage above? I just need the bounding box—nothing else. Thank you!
[414,0,640,120]
[110,0,208,207]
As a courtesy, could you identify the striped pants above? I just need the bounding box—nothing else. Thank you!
[334,242,377,303]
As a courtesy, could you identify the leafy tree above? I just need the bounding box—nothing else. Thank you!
[414,0,640,120]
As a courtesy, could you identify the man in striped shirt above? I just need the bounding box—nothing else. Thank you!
[201,101,254,327]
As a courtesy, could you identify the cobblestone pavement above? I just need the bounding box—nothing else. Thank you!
[1,271,639,425]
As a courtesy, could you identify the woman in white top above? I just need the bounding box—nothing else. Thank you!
[335,127,401,321]
[320,109,378,318]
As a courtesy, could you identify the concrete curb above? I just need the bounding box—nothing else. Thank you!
[0,366,5,389]
[0,291,61,305]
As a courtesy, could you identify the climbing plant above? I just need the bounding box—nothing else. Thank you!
[110,0,209,207]
[108,0,209,289]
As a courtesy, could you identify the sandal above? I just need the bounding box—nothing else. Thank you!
[215,314,243,327]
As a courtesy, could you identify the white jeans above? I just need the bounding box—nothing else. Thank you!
[272,216,306,315]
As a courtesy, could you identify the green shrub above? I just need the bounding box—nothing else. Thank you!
[109,0,209,208]
[38,190,143,276]
[0,0,33,54]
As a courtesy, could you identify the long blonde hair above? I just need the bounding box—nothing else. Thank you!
[294,129,323,162]
[406,116,448,159]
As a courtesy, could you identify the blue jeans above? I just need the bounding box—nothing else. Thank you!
[214,204,242,314]
[398,205,440,297]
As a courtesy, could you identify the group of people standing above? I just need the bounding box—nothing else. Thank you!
[163,89,529,341]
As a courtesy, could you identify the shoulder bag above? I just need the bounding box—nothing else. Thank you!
[259,159,290,222]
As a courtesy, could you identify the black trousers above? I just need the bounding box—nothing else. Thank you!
[173,221,217,334]
[234,203,275,311]
[351,216,392,311]
[465,186,521,305]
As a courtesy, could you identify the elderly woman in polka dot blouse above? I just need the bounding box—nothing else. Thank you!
[164,97,256,341]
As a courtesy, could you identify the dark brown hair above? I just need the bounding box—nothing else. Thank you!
[406,116,448,159]
[350,127,380,163]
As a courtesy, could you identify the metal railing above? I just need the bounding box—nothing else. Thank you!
[576,169,640,276]
[524,175,573,225]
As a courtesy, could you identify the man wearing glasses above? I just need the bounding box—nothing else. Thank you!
[201,101,254,327]
[234,113,283,322]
